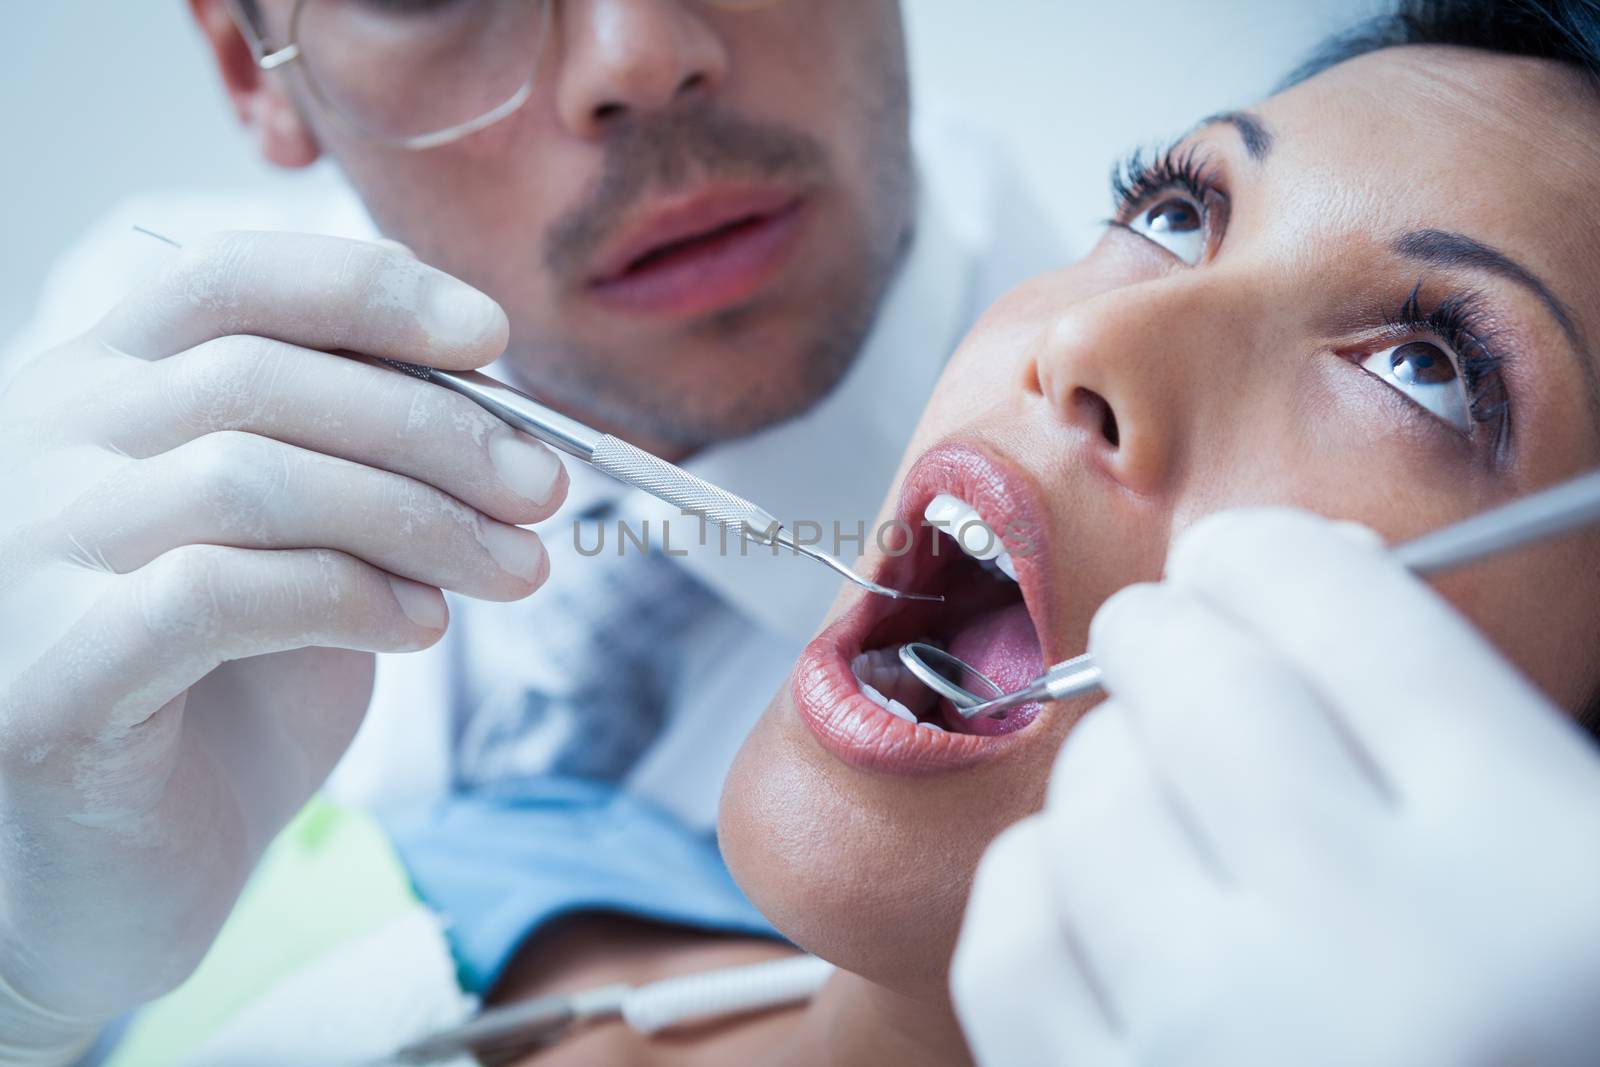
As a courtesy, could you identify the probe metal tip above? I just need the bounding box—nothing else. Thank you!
[778,537,944,602]
[132,225,183,248]
[855,579,945,603]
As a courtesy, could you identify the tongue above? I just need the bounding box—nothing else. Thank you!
[945,602,1043,736]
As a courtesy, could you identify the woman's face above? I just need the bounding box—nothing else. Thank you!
[720,45,1600,1000]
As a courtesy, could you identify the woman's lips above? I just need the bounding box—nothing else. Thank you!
[790,439,1058,775]
[586,187,808,319]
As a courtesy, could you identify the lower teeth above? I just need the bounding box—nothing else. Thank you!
[851,647,946,728]
[859,678,891,709]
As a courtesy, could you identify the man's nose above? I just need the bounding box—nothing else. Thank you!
[555,0,729,137]
[1025,277,1254,496]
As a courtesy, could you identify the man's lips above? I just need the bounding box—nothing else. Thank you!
[790,439,1059,776]
[586,186,808,319]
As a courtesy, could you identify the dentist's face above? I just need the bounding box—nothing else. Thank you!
[235,0,911,453]
[722,45,1600,1001]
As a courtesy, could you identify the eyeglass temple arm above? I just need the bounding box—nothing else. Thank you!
[220,0,302,68]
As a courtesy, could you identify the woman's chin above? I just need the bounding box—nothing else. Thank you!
[718,688,1016,1003]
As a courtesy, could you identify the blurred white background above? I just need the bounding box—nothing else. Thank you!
[3,0,1371,344]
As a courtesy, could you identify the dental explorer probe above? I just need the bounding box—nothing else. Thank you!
[129,227,936,603]
[390,953,835,1065]
[902,465,1600,720]
[365,357,939,602]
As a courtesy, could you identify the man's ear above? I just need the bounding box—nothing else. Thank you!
[189,0,321,168]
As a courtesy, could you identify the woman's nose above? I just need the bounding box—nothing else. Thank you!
[555,0,730,138]
[1026,279,1247,496]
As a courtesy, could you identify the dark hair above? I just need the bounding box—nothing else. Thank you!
[1281,0,1600,92]
[1285,0,1600,740]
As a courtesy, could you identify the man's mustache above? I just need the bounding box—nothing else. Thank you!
[545,108,830,280]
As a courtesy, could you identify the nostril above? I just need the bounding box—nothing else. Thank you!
[593,101,627,124]
[1101,403,1120,449]
[678,72,707,97]
[1071,387,1120,449]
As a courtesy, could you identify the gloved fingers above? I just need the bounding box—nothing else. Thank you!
[94,335,567,525]
[54,431,550,602]
[71,334,564,526]
[1164,508,1568,792]
[184,648,377,852]
[1088,582,1388,879]
[371,238,417,257]
[0,544,445,738]
[952,816,1131,1067]
[94,230,508,370]
[1043,704,1232,1014]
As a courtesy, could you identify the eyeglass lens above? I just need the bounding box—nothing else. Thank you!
[292,0,548,142]
[287,0,783,144]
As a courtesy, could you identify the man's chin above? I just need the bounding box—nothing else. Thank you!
[519,326,865,449]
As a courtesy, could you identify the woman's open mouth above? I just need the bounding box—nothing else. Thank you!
[792,439,1057,775]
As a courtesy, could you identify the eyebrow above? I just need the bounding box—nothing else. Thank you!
[1198,110,1273,162]
[1395,229,1580,340]
[1395,228,1600,432]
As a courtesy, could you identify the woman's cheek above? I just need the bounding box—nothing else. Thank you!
[908,334,1025,451]
[1300,360,1502,523]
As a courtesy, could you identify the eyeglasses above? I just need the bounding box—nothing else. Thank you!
[227,0,781,151]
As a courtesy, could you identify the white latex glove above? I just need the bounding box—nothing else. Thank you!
[0,232,566,1064]
[952,509,1600,1067]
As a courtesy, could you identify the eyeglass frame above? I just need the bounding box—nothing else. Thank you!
[223,0,782,153]
[223,0,553,151]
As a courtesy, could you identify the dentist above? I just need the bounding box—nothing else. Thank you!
[0,1,1061,1061]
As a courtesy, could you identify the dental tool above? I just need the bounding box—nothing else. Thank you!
[389,953,835,1065]
[132,226,936,603]
[366,357,938,601]
[902,466,1600,720]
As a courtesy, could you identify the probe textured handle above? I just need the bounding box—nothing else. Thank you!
[590,435,782,540]
[622,955,836,1035]
[1390,466,1600,575]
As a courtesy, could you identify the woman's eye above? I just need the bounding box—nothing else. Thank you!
[1128,194,1206,265]
[1359,339,1471,432]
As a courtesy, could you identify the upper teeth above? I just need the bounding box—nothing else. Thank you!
[924,494,1018,582]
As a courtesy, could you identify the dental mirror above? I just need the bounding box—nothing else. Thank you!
[896,642,1005,711]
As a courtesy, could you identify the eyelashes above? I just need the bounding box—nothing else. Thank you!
[1109,142,1218,220]
[1387,283,1512,446]
[1108,143,1226,265]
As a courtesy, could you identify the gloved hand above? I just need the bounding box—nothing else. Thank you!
[0,231,566,1063]
[951,509,1600,1067]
